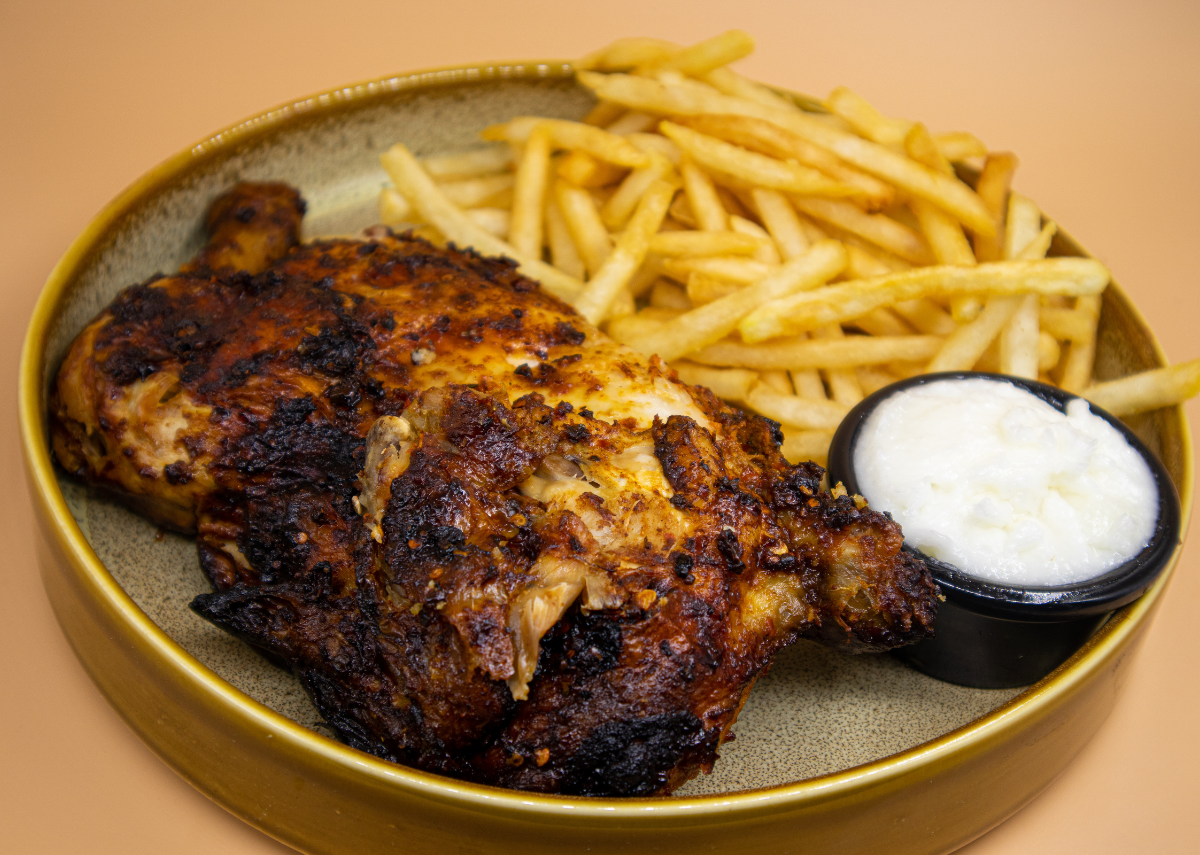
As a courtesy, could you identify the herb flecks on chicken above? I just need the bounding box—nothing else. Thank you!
[51,182,937,795]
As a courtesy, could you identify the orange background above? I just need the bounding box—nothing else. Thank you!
[2,1,1197,852]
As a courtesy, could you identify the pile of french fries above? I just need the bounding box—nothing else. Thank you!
[379,31,1200,465]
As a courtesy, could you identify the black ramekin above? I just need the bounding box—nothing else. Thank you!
[826,371,1182,689]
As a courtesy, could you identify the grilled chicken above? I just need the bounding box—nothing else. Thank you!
[51,182,937,795]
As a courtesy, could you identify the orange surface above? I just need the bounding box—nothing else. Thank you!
[2,2,1197,852]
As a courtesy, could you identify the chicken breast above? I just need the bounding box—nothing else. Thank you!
[51,182,937,795]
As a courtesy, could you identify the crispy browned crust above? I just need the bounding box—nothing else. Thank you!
[51,182,937,795]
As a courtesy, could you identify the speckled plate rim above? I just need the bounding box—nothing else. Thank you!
[18,59,1195,824]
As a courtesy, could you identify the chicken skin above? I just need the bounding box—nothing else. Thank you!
[51,182,937,795]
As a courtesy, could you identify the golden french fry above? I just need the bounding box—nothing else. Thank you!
[557,150,628,187]
[790,365,828,400]
[582,100,626,127]
[1083,359,1200,416]
[661,121,866,198]
[556,180,612,275]
[691,334,945,370]
[576,37,679,71]
[752,189,809,259]
[811,324,864,405]
[1059,294,1103,392]
[438,173,516,208]
[702,66,802,112]
[544,199,584,279]
[951,296,985,324]
[728,215,781,263]
[650,29,755,75]
[466,207,511,239]
[680,156,729,231]
[738,257,1110,341]
[826,86,911,146]
[648,230,761,256]
[905,123,977,268]
[1040,306,1094,342]
[841,243,892,279]
[926,295,1022,373]
[686,272,739,305]
[934,131,988,162]
[1038,331,1062,372]
[575,72,994,234]
[628,239,847,361]
[973,152,1019,262]
[602,151,674,230]
[745,384,849,430]
[483,117,651,168]
[381,143,583,301]
[893,298,957,335]
[1015,221,1057,261]
[672,361,758,400]
[792,197,932,265]
[856,365,900,395]
[849,307,914,337]
[904,123,953,175]
[420,146,512,180]
[999,293,1040,379]
[649,279,692,310]
[779,428,835,466]
[758,369,795,395]
[1005,192,1042,259]
[379,187,419,225]
[607,313,666,345]
[509,125,552,257]
[676,113,894,210]
[661,255,775,285]
[627,132,683,165]
[574,179,674,323]
[605,111,659,135]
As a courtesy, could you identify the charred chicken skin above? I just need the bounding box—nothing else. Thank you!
[51,182,937,795]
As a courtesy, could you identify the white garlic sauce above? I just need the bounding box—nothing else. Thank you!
[853,378,1158,586]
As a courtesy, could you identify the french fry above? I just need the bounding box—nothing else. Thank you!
[905,123,977,269]
[576,37,679,72]
[575,71,995,234]
[812,324,865,405]
[574,179,675,324]
[850,307,914,337]
[650,29,756,76]
[779,428,835,466]
[904,123,953,175]
[628,132,683,165]
[999,294,1040,379]
[702,66,802,112]
[790,358,828,399]
[509,125,553,257]
[791,197,933,265]
[893,298,958,335]
[661,121,866,199]
[1005,192,1043,259]
[926,295,1022,373]
[668,192,699,228]
[1038,331,1062,372]
[1040,306,1094,342]
[420,146,512,180]
[648,230,761,257]
[466,207,511,239]
[745,385,849,430]
[1083,359,1200,416]
[602,151,675,230]
[544,199,585,279]
[759,370,795,395]
[690,333,945,370]
[661,255,775,285]
[605,111,658,135]
[972,152,1019,262]
[686,273,739,305]
[672,362,758,401]
[556,180,613,275]
[627,240,847,361]
[381,143,584,301]
[483,117,651,168]
[752,189,809,259]
[1015,221,1057,261]
[680,156,729,231]
[678,114,894,210]
[1059,294,1103,393]
[728,215,782,264]
[826,86,911,147]
[649,279,692,310]
[608,289,636,320]
[933,131,988,162]
[557,150,628,187]
[738,257,1110,341]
